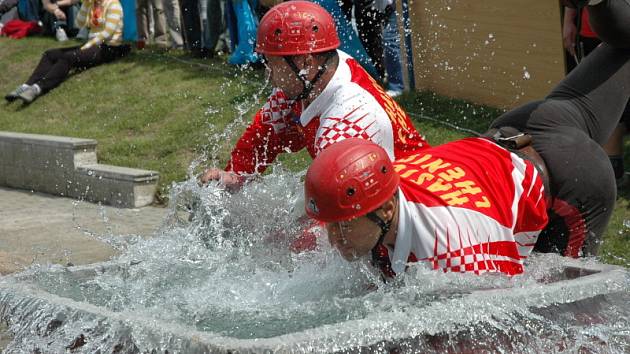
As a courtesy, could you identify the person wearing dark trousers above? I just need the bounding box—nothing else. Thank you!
[562,5,599,72]
[562,2,630,187]
[41,0,81,41]
[340,0,388,80]
[179,0,206,57]
[489,0,630,256]
[4,0,131,104]
[602,111,630,186]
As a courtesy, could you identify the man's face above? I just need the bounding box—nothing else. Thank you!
[326,215,381,261]
[264,55,309,99]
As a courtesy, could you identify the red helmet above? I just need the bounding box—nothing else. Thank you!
[305,138,400,222]
[256,1,340,56]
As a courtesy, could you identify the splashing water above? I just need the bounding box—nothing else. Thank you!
[0,167,628,353]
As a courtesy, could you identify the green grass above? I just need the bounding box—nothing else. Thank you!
[1,37,628,265]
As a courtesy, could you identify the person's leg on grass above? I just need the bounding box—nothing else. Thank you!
[5,46,78,102]
[15,46,103,103]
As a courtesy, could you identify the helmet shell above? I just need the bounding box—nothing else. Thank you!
[256,1,341,56]
[305,138,399,222]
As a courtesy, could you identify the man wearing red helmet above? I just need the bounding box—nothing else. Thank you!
[305,1,630,277]
[305,137,549,277]
[200,1,428,187]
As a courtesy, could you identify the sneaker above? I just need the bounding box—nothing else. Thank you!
[5,84,30,103]
[55,27,68,42]
[76,27,88,40]
[17,85,40,104]
[386,89,403,98]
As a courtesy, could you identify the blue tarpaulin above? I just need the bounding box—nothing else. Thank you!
[120,0,137,41]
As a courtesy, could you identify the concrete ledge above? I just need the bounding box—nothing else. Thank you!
[0,131,97,149]
[0,131,159,208]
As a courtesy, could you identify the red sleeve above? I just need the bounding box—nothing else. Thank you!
[225,92,307,175]
[225,110,283,174]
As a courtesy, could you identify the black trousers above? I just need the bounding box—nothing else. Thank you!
[26,44,131,93]
[179,0,202,52]
[340,0,387,80]
[490,1,630,257]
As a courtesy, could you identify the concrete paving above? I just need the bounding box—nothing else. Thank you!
[0,187,167,275]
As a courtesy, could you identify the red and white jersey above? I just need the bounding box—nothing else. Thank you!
[226,50,428,174]
[388,138,548,276]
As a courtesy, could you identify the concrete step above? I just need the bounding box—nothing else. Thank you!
[75,165,159,208]
[0,131,159,208]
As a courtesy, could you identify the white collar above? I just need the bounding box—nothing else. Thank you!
[390,189,412,275]
[300,50,351,126]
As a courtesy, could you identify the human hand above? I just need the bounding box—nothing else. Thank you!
[562,8,578,57]
[199,168,243,190]
[563,24,577,56]
[54,8,67,21]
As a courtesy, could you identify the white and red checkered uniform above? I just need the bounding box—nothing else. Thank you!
[226,50,428,174]
[388,138,548,276]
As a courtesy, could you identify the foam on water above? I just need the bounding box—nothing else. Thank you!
[1,168,629,353]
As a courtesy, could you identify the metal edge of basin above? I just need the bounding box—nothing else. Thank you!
[0,259,627,353]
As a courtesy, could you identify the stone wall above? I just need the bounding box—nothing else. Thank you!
[0,132,159,208]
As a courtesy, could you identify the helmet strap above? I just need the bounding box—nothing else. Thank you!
[284,51,334,101]
[366,211,391,250]
[367,211,392,279]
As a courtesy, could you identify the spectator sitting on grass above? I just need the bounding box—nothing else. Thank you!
[4,0,131,104]
[41,0,81,42]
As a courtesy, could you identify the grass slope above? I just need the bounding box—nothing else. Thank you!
[1,37,628,265]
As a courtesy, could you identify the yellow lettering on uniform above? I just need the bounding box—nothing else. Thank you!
[438,167,466,182]
[396,112,409,131]
[383,97,395,111]
[396,130,408,144]
[409,154,432,165]
[454,180,482,195]
[441,191,469,206]
[372,75,410,134]
[414,173,434,185]
[400,169,419,179]
[421,159,451,173]
[427,178,452,192]
[397,154,421,164]
[475,196,491,208]
[393,164,407,173]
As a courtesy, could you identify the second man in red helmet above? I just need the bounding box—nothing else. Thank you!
[304,1,630,278]
[200,1,428,187]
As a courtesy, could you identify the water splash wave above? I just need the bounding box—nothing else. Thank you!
[0,169,628,353]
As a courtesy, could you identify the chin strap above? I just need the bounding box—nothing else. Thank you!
[367,210,391,249]
[367,210,395,280]
[284,51,334,101]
